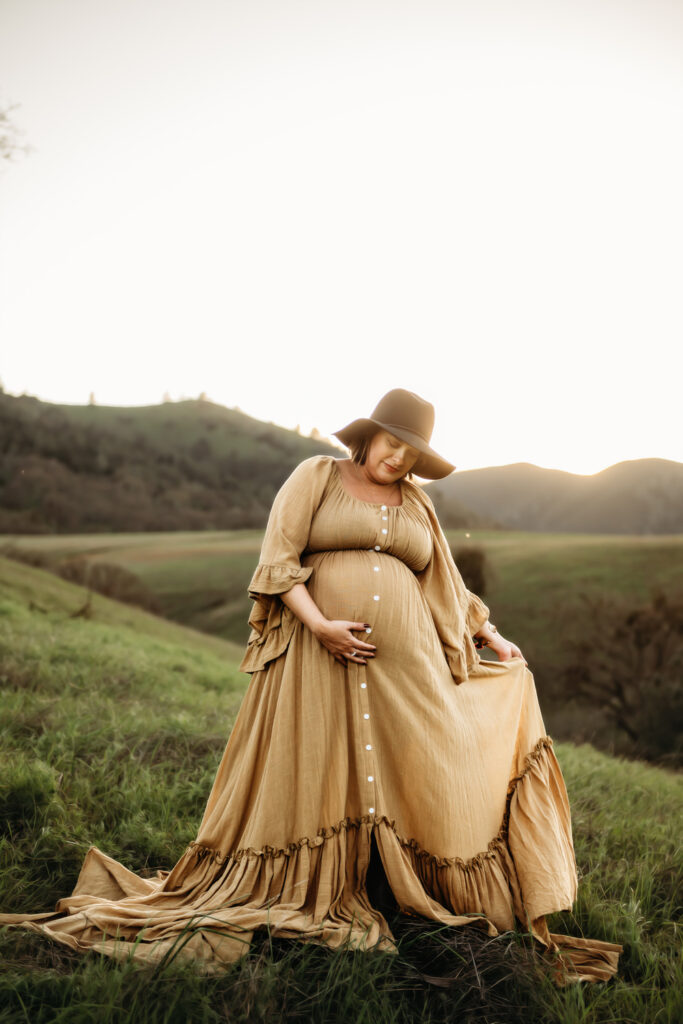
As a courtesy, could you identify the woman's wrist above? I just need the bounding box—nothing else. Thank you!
[474,621,499,647]
[309,615,330,639]
[475,620,498,638]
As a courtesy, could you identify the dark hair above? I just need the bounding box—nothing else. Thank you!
[348,428,413,481]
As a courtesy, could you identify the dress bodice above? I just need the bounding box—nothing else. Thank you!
[306,461,433,574]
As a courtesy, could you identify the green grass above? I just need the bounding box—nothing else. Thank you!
[0,557,681,1022]
[0,531,263,646]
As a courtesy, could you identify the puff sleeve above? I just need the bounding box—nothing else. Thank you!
[238,456,334,673]
[411,488,491,684]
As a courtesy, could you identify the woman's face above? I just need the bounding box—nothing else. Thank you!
[365,430,420,483]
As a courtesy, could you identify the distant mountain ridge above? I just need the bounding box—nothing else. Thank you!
[426,459,683,534]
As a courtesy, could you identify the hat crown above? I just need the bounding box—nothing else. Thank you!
[371,389,435,444]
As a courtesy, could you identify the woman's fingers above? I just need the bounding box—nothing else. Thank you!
[322,620,378,665]
[350,639,376,653]
[512,644,528,666]
[344,623,376,656]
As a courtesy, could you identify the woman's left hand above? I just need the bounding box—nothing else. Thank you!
[489,634,528,666]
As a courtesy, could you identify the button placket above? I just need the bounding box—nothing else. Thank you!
[358,661,376,816]
[361,504,390,819]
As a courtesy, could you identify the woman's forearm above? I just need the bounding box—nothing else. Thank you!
[474,620,499,644]
[281,583,327,637]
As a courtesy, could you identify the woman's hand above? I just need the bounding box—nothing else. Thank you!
[488,634,527,666]
[280,586,376,667]
[313,620,377,666]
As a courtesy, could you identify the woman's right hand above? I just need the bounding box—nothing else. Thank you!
[313,619,377,666]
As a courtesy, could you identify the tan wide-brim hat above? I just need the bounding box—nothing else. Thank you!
[333,389,455,480]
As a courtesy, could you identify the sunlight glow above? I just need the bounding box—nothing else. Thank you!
[1,0,681,475]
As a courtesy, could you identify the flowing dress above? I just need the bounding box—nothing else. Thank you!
[0,456,621,981]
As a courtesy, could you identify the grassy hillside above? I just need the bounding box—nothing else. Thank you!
[0,392,338,533]
[0,557,681,1022]
[427,458,683,534]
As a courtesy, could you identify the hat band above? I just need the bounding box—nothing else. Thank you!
[381,422,431,445]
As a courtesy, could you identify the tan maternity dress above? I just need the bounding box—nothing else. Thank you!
[0,455,621,981]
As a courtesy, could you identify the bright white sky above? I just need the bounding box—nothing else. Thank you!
[1,0,681,474]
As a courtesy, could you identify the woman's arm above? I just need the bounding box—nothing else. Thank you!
[281,583,377,666]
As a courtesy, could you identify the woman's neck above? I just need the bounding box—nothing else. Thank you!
[337,459,403,505]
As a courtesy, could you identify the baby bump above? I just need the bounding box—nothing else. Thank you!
[302,549,428,648]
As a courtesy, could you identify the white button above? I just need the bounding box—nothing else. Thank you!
[361,682,367,689]
[369,807,375,814]
[365,627,372,634]
[373,595,380,601]
[382,516,388,521]
[374,545,381,551]
[381,505,387,511]
[364,713,369,719]
[366,744,372,750]
[381,528,388,535]
[373,566,380,572]
[368,775,374,782]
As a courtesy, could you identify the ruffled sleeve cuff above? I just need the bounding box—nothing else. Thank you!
[466,591,490,636]
[239,563,314,674]
[247,563,313,599]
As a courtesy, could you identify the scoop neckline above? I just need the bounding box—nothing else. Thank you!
[331,458,405,508]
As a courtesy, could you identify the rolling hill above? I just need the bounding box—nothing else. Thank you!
[0,392,337,533]
[426,458,683,534]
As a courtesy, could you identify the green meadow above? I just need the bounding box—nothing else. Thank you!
[5,527,682,749]
[0,553,681,1022]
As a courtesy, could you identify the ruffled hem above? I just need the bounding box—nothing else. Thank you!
[0,737,622,983]
[185,737,553,869]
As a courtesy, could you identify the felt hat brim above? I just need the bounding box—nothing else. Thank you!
[333,418,455,480]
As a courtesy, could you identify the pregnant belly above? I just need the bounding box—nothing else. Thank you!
[302,549,427,649]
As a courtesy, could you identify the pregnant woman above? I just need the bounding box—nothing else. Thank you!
[0,389,621,982]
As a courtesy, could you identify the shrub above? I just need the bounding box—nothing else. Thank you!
[0,543,52,569]
[451,544,489,598]
[57,559,161,614]
[559,589,683,765]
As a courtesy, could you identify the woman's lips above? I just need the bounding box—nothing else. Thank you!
[383,462,400,473]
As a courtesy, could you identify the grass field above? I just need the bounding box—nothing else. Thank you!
[0,556,681,1022]
[4,527,682,750]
